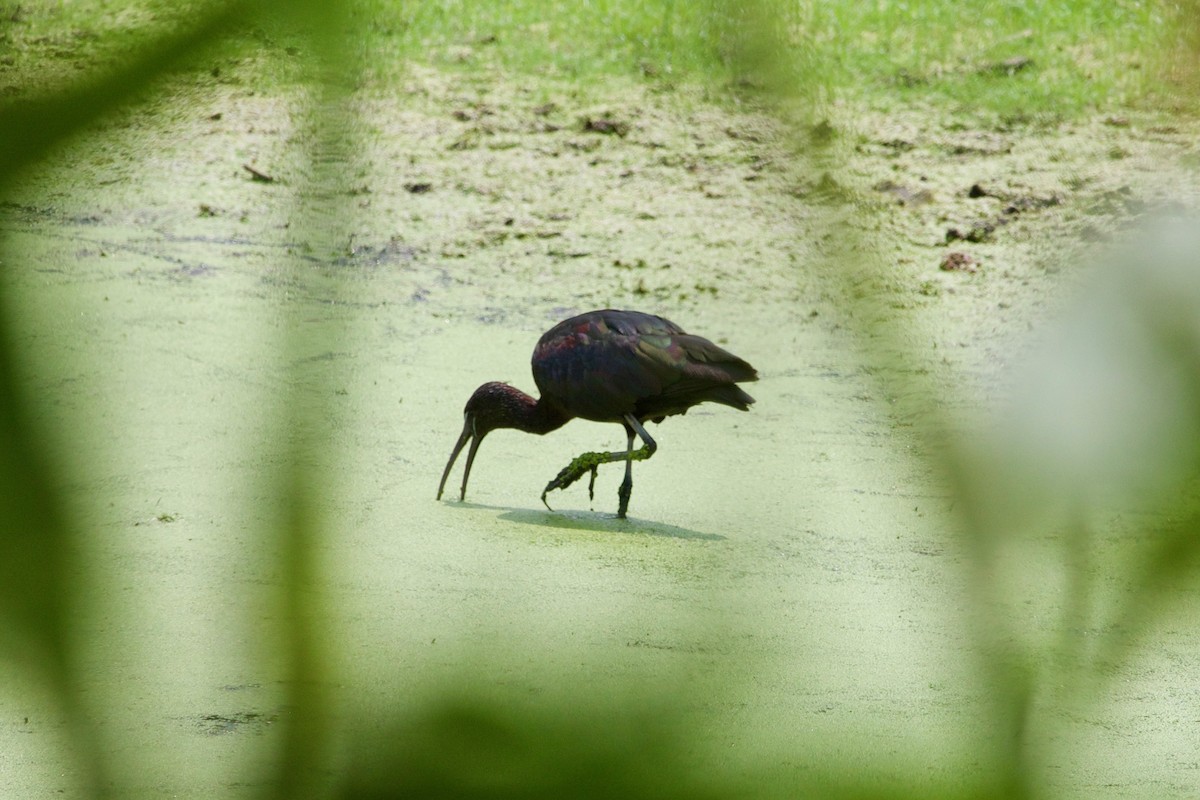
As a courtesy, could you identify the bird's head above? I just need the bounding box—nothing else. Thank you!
[436,382,523,502]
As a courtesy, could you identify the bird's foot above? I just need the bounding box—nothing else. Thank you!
[617,477,632,519]
[541,453,603,510]
[540,443,652,513]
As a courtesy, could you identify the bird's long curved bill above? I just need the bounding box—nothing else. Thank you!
[437,416,482,502]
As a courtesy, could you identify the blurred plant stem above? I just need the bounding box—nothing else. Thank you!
[268,3,362,798]
[0,2,276,796]
[0,1,361,797]
[0,273,107,795]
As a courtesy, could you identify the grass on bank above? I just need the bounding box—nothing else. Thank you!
[379,0,1185,119]
[0,0,1192,121]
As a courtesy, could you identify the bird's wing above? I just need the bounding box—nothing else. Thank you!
[533,325,667,421]
[532,310,756,422]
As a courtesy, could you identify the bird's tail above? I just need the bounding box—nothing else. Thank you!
[702,383,756,411]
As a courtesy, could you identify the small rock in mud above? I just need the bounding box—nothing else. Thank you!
[940,251,979,273]
[582,116,630,137]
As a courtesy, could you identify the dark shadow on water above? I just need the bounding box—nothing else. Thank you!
[447,501,726,541]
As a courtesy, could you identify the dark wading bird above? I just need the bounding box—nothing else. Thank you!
[437,309,758,519]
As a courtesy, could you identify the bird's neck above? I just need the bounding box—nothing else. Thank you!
[498,385,568,435]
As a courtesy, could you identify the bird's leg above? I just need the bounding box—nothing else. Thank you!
[616,415,656,518]
[616,427,636,519]
[540,414,657,517]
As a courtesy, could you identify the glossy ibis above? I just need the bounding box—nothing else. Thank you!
[437,309,758,519]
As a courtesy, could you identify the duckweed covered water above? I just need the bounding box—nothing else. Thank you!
[3,31,1200,800]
